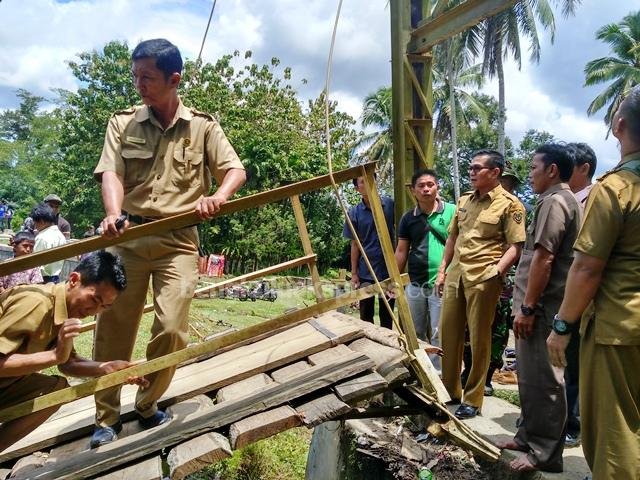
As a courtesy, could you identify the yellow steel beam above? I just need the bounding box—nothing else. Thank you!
[410,0,518,52]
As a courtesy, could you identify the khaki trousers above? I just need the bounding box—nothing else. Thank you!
[514,315,566,472]
[580,320,640,479]
[93,227,199,427]
[440,275,502,408]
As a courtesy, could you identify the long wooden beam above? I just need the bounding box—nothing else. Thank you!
[409,0,518,53]
[77,254,318,333]
[291,195,325,302]
[0,163,376,278]
[0,275,407,424]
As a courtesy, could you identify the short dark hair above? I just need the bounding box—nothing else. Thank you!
[534,143,574,182]
[13,231,35,245]
[73,251,127,291]
[352,172,376,187]
[411,168,438,187]
[567,142,597,179]
[619,85,640,143]
[472,149,505,174]
[30,203,56,224]
[132,39,183,78]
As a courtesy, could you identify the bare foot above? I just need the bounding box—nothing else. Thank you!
[510,455,537,472]
[495,439,527,451]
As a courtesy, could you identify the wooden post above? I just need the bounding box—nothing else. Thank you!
[291,195,325,302]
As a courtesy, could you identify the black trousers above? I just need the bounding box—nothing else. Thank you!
[359,295,395,330]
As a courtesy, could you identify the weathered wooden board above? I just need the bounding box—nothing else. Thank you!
[270,361,312,383]
[216,374,273,403]
[167,433,231,480]
[93,456,163,480]
[0,313,362,463]
[294,394,351,427]
[347,337,406,370]
[13,353,375,480]
[9,451,47,478]
[308,344,353,366]
[229,406,302,449]
[334,372,388,403]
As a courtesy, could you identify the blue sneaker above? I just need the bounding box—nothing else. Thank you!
[89,421,122,449]
[138,410,171,430]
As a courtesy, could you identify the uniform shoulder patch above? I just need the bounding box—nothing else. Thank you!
[190,108,216,121]
[113,106,137,116]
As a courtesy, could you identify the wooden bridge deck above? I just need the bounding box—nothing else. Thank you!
[1,312,413,480]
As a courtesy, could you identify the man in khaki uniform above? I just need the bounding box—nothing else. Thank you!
[0,252,146,453]
[548,87,640,479]
[435,149,525,419]
[91,39,246,447]
[498,144,581,473]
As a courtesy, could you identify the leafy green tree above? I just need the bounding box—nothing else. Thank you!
[585,10,640,131]
[45,42,357,270]
[0,90,61,224]
[354,87,393,189]
[433,36,487,200]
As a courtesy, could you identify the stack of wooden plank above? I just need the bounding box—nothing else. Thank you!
[1,312,412,480]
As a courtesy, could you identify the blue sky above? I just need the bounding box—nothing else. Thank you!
[0,0,636,172]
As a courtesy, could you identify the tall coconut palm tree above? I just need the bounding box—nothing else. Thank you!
[355,86,393,186]
[585,11,640,131]
[433,36,487,200]
[478,0,580,154]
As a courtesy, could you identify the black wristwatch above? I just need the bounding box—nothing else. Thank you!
[552,314,577,335]
[520,304,535,316]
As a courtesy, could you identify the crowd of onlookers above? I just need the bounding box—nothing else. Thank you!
[0,194,72,290]
[344,84,640,479]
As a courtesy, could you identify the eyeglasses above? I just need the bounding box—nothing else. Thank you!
[467,165,492,173]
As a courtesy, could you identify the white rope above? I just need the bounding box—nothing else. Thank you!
[322,0,407,349]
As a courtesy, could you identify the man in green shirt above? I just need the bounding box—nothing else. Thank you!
[395,169,455,371]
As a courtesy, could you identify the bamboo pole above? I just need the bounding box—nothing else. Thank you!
[0,163,376,278]
[0,275,407,424]
[360,166,447,401]
[290,195,325,302]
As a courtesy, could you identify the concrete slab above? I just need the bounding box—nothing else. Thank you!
[449,396,590,479]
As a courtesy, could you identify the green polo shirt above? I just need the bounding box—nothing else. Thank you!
[398,199,456,287]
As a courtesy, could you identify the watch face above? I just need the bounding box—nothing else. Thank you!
[554,319,567,333]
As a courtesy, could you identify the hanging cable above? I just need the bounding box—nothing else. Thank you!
[196,0,218,67]
[322,0,409,350]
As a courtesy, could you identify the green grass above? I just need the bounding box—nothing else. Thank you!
[191,428,312,480]
[493,388,520,407]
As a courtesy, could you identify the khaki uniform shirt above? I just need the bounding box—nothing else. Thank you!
[94,99,245,218]
[513,183,582,322]
[576,152,640,345]
[0,283,68,388]
[447,184,526,288]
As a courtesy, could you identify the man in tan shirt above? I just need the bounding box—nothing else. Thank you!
[435,149,525,419]
[91,39,245,447]
[548,87,640,479]
[0,252,146,453]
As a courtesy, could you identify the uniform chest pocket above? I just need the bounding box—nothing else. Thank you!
[173,146,204,189]
[121,148,154,188]
[477,212,501,236]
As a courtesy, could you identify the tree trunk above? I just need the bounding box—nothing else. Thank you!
[447,40,461,202]
[496,41,506,156]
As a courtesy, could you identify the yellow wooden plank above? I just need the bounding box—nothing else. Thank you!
[0,163,376,278]
[290,195,325,302]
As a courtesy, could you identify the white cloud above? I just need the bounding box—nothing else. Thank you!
[0,0,625,174]
[481,59,620,174]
